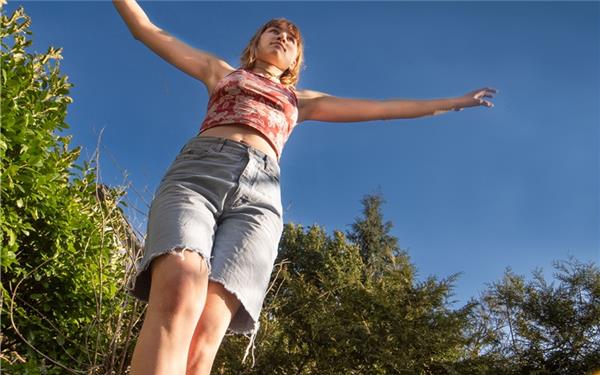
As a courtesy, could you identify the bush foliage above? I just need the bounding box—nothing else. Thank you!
[1,6,144,374]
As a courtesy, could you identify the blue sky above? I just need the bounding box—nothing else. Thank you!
[6,1,598,305]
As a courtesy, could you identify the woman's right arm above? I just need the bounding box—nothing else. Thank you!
[112,0,233,93]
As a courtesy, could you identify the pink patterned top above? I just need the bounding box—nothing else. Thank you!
[198,68,299,160]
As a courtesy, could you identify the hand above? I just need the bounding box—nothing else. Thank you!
[454,87,498,111]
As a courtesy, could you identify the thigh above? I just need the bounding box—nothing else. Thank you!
[209,155,284,332]
[129,138,243,303]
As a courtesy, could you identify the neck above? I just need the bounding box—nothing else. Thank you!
[252,61,284,82]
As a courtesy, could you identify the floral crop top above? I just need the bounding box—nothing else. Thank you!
[198,68,299,160]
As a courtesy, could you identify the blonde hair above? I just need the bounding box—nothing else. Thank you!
[240,18,304,88]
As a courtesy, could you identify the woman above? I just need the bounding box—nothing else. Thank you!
[113,1,497,374]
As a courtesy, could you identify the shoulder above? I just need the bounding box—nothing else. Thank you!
[291,88,332,123]
[205,62,237,96]
[293,88,331,101]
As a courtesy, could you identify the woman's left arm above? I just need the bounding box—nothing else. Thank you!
[296,87,498,123]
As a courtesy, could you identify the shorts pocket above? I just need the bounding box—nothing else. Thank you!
[255,169,283,218]
[262,163,281,183]
[175,145,212,161]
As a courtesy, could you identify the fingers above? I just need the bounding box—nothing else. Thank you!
[459,87,498,111]
[478,98,494,108]
[479,87,498,97]
[477,87,498,108]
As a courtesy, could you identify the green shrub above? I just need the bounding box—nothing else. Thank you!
[1,6,144,374]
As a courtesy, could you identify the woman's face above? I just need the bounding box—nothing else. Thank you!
[255,25,299,71]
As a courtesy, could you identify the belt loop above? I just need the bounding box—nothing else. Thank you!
[217,138,226,152]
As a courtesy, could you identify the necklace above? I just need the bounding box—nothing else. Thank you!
[252,67,280,83]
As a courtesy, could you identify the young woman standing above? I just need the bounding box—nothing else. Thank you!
[113,1,497,374]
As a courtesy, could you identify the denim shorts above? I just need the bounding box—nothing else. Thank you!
[128,135,283,356]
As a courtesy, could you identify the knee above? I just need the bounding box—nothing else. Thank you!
[148,250,209,318]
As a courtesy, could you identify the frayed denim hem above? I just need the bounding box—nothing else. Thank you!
[241,320,260,367]
[127,246,212,302]
[210,276,262,368]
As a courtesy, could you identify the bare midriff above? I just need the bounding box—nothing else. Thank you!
[199,124,279,162]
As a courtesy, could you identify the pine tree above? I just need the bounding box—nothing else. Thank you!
[474,258,600,374]
[346,192,412,282]
[216,194,474,374]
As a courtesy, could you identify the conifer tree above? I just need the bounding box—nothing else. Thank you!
[346,192,412,281]
[474,258,600,374]
[216,195,474,374]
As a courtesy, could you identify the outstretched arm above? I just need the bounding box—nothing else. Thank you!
[296,87,497,123]
[112,0,233,92]
[112,0,152,34]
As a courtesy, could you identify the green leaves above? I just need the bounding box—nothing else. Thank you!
[1,6,144,374]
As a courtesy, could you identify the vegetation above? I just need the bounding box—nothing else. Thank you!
[1,6,145,374]
[1,4,598,375]
[470,258,600,374]
[213,195,475,374]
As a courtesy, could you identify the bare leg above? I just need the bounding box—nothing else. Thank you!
[186,280,242,375]
[130,249,210,375]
